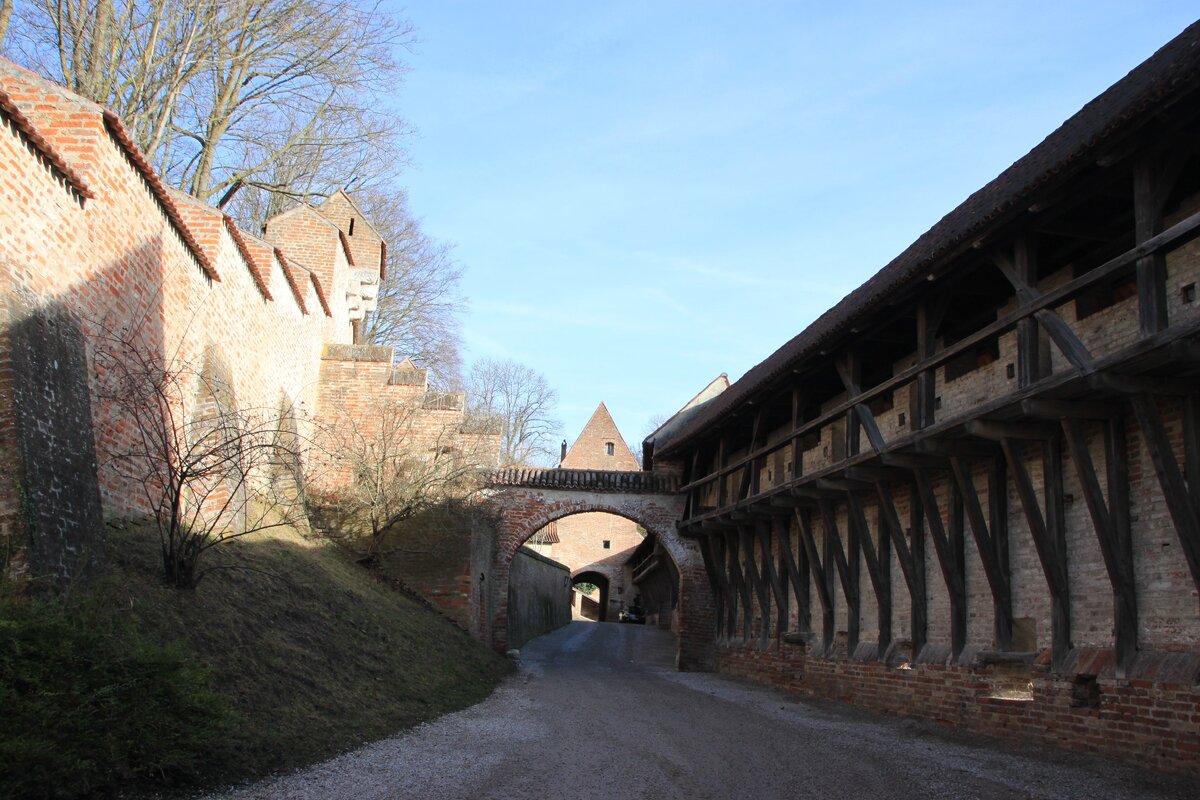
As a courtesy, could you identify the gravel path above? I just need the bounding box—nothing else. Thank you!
[206,622,1199,799]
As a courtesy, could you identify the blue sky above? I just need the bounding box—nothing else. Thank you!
[382,2,1197,449]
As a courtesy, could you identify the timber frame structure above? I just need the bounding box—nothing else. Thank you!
[647,22,1200,774]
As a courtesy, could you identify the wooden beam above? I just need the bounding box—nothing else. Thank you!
[1134,155,1169,335]
[795,507,834,654]
[820,499,860,656]
[994,241,1092,372]
[1021,398,1120,421]
[846,492,892,655]
[1092,372,1200,396]
[874,481,926,657]
[741,526,771,644]
[949,456,1013,650]
[1062,416,1139,675]
[914,469,967,659]
[698,533,729,639]
[756,521,789,639]
[836,351,887,454]
[724,529,746,640]
[776,514,810,635]
[1000,437,1071,670]
[1130,395,1200,591]
[966,419,1061,441]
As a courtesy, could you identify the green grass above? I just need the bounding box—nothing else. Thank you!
[3,522,511,797]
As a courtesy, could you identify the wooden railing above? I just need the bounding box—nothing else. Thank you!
[676,205,1200,527]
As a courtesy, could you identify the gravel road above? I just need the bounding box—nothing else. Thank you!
[207,621,1199,799]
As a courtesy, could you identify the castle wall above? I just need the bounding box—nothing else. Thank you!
[0,62,472,580]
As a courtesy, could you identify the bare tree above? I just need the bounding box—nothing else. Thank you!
[466,358,561,467]
[7,1,413,211]
[0,1,14,49]
[353,187,465,389]
[93,330,306,588]
[313,393,487,557]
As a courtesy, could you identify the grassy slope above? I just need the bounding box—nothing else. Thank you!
[100,523,510,788]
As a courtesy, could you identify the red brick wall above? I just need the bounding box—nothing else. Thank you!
[0,62,484,578]
[715,638,1200,776]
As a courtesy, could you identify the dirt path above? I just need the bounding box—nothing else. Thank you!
[207,622,1198,799]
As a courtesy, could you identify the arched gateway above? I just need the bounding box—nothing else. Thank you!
[481,468,714,670]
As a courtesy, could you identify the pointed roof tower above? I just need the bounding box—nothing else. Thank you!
[560,403,640,471]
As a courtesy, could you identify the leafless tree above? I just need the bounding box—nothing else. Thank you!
[466,358,561,467]
[6,1,413,211]
[0,1,14,49]
[313,393,488,557]
[93,330,306,588]
[353,187,465,389]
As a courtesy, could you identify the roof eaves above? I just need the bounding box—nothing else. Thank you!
[223,215,272,301]
[0,87,92,202]
[102,110,219,283]
[654,20,1200,458]
[273,246,308,314]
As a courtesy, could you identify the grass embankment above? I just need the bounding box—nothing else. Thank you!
[1,523,511,798]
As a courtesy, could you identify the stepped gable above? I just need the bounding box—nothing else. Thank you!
[561,403,639,471]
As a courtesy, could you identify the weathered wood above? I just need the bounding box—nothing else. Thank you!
[1001,437,1071,669]
[846,492,892,654]
[966,419,1061,441]
[836,351,887,454]
[724,529,746,640]
[1021,398,1120,421]
[675,203,1200,501]
[915,298,946,430]
[776,514,811,634]
[1062,416,1139,675]
[1134,155,1168,336]
[741,526,771,644]
[756,521,789,638]
[698,533,728,638]
[908,483,928,659]
[1130,395,1200,591]
[949,456,1013,650]
[995,245,1093,371]
[914,469,967,658]
[820,499,860,655]
[795,508,834,653]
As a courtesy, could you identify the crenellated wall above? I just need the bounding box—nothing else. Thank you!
[0,60,485,582]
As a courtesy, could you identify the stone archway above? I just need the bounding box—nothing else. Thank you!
[571,569,610,621]
[482,487,714,670]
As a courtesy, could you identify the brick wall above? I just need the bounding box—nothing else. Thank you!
[0,61,479,579]
[715,638,1200,775]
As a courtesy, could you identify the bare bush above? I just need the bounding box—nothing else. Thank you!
[93,330,306,588]
[312,394,490,558]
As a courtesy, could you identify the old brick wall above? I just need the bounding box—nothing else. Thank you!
[507,546,571,648]
[482,487,713,669]
[0,61,466,581]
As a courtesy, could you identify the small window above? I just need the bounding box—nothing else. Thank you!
[606,442,615,456]
[348,217,355,236]
[602,540,611,549]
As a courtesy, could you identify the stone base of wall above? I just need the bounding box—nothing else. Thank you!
[716,639,1200,776]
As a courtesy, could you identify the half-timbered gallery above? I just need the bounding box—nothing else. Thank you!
[645,22,1200,774]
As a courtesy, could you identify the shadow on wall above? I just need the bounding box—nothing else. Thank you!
[506,546,571,649]
[3,234,174,586]
[4,299,106,584]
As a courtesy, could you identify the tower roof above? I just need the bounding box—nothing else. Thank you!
[561,402,639,471]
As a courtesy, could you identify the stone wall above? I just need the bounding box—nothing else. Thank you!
[506,546,571,649]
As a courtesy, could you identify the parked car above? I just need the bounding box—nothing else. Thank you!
[619,605,645,624]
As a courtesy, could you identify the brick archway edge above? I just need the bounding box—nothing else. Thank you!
[483,488,715,670]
